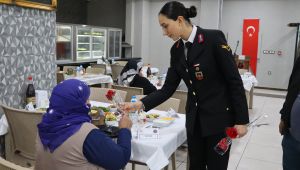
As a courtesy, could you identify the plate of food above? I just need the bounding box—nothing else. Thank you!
[146,113,160,122]
[89,109,100,120]
[105,112,118,126]
[91,106,110,112]
[153,117,175,127]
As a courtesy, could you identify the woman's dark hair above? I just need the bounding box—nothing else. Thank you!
[159,1,197,23]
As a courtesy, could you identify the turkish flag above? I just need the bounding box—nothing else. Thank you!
[242,19,259,75]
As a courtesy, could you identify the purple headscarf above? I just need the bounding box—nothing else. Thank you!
[37,79,91,152]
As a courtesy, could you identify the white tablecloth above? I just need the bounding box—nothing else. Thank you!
[131,110,186,170]
[90,101,186,170]
[65,74,113,86]
[241,73,258,91]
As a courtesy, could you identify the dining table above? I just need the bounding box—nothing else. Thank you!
[90,101,187,170]
[65,73,113,87]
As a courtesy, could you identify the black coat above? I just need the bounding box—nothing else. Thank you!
[130,74,157,95]
[142,27,249,136]
[280,57,300,128]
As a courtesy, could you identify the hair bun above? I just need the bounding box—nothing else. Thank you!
[187,6,197,18]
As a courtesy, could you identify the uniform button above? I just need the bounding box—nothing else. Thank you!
[226,107,229,111]
[195,102,198,106]
[190,80,192,84]
[193,92,196,96]
[186,69,188,72]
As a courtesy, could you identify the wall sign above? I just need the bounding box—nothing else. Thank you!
[263,50,276,54]
[15,0,57,10]
[0,0,56,11]
[0,0,13,4]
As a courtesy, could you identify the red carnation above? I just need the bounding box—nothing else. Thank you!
[218,138,229,151]
[105,90,116,101]
[226,127,238,139]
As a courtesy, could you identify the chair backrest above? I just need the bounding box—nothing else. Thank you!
[56,72,65,84]
[89,87,127,103]
[1,105,43,161]
[111,85,143,102]
[90,63,107,74]
[85,67,105,75]
[115,61,128,66]
[136,95,180,112]
[62,66,77,73]
[110,64,124,82]
[171,90,188,114]
[0,157,32,170]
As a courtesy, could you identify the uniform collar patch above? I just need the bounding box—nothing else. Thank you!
[198,34,204,44]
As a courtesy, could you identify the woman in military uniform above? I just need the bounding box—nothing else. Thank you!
[121,1,249,170]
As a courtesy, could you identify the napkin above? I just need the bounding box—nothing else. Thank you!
[167,108,179,118]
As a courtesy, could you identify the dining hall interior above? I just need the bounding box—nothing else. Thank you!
[0,0,299,169]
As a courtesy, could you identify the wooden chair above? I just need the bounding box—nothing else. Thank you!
[89,87,127,103]
[0,157,33,170]
[115,61,128,66]
[56,72,65,84]
[171,90,189,169]
[85,67,105,74]
[90,63,107,74]
[136,95,180,112]
[171,90,188,114]
[111,85,143,102]
[110,64,124,83]
[1,105,44,168]
[62,66,77,73]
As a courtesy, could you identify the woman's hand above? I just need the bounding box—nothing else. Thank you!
[119,101,143,112]
[234,124,248,138]
[279,120,286,135]
[119,114,132,130]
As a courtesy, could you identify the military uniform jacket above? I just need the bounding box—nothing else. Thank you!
[142,27,249,136]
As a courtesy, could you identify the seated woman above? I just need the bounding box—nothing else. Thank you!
[35,79,132,170]
[118,60,157,95]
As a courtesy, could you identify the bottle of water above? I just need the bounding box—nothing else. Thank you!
[130,95,137,103]
[76,67,81,77]
[79,65,84,75]
[130,96,137,117]
[129,96,138,123]
[130,96,139,137]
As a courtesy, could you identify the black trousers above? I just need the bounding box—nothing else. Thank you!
[187,122,230,170]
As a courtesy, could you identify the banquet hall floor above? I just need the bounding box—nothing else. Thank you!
[125,88,286,170]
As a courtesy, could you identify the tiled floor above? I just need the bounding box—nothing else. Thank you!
[125,90,285,170]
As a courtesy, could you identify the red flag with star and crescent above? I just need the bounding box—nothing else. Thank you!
[242,19,259,75]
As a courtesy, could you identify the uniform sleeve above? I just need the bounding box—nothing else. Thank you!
[83,128,131,170]
[214,30,249,124]
[141,59,181,111]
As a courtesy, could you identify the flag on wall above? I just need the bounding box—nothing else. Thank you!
[242,19,259,75]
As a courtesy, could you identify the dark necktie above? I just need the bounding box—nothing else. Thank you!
[185,42,192,49]
[185,42,192,60]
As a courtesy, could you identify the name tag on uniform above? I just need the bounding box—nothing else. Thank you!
[193,64,204,80]
[195,71,204,80]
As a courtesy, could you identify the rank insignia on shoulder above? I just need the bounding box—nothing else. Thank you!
[220,44,231,52]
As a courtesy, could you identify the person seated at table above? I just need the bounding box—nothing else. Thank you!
[35,79,132,170]
[118,60,157,95]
